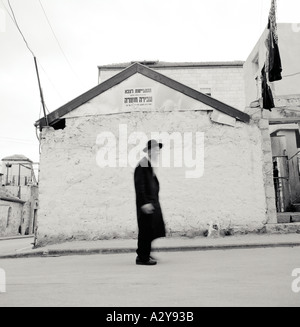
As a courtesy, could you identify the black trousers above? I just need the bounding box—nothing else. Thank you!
[136,237,152,261]
[136,214,153,261]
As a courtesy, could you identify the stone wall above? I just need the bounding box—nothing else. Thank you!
[257,118,277,225]
[3,185,37,235]
[245,109,277,225]
[36,110,269,246]
[0,201,23,236]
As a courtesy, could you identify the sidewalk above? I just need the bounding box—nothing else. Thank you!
[0,232,300,259]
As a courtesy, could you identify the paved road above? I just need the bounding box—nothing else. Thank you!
[0,247,299,307]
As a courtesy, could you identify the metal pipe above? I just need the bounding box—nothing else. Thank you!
[34,56,48,126]
[18,164,21,186]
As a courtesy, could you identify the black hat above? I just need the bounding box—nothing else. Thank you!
[143,139,163,152]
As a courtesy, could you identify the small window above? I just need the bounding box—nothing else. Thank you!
[52,119,66,130]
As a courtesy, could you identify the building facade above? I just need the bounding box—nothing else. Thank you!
[0,189,25,237]
[0,155,39,236]
[98,61,246,111]
[244,23,300,215]
[34,63,276,246]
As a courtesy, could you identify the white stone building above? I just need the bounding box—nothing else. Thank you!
[244,23,300,218]
[0,155,39,236]
[34,62,276,246]
[0,189,25,237]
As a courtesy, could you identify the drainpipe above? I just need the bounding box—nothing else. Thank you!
[18,164,21,199]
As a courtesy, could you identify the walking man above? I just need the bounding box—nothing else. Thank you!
[134,140,166,265]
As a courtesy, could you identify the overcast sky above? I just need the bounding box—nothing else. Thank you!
[0,0,299,164]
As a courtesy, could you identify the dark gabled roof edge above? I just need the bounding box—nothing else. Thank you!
[0,195,25,204]
[35,63,139,129]
[135,64,250,123]
[35,62,250,129]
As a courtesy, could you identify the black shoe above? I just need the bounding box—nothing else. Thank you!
[136,256,157,265]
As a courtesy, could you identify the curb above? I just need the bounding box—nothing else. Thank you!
[0,235,34,242]
[1,241,300,259]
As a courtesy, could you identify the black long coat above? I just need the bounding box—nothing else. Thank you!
[134,157,166,241]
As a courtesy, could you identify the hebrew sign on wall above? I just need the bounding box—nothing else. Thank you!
[123,87,154,111]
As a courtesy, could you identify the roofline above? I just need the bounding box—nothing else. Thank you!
[35,63,250,129]
[0,196,25,204]
[98,61,245,70]
[1,158,33,163]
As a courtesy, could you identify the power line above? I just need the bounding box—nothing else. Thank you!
[3,0,65,108]
[7,0,35,57]
[0,137,36,144]
[36,61,65,102]
[38,0,83,87]
[0,0,13,21]
[0,136,34,141]
[5,0,50,125]
[1,0,64,102]
[282,72,300,78]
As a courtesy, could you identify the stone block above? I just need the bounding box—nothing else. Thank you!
[258,119,270,130]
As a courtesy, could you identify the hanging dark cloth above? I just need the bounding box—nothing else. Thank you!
[267,18,282,82]
[261,64,275,111]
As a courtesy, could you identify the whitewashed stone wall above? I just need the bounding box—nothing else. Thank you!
[36,110,268,246]
[0,201,23,236]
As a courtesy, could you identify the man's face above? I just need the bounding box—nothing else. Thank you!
[149,147,160,161]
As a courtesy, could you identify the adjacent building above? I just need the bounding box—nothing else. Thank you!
[244,23,300,215]
[0,155,39,236]
[0,188,25,237]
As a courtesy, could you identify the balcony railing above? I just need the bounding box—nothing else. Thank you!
[2,175,37,187]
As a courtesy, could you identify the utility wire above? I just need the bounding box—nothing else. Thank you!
[37,63,65,101]
[0,137,36,144]
[38,0,83,87]
[6,0,49,125]
[4,0,73,101]
[4,0,64,104]
[282,72,300,78]
[0,0,13,21]
[7,0,35,57]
